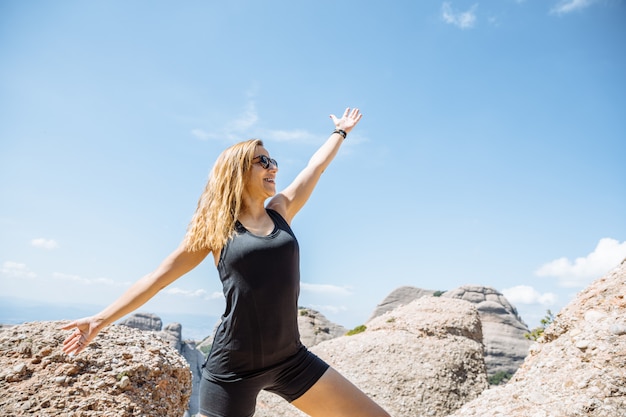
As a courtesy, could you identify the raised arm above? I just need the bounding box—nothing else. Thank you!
[267,108,362,223]
[61,245,210,355]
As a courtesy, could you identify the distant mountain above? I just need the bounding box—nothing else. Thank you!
[0,297,98,324]
[0,297,216,341]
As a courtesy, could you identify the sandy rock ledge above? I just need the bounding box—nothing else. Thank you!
[0,321,191,417]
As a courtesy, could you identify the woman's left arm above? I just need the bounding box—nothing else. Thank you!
[268,107,362,223]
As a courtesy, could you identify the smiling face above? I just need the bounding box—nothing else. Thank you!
[244,145,278,200]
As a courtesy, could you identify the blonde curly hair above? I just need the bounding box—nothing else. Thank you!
[183,139,263,253]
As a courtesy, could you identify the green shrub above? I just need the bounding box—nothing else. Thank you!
[198,344,212,357]
[433,290,446,297]
[346,325,366,336]
[488,371,512,386]
[524,310,555,341]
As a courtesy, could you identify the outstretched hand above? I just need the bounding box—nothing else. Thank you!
[60,316,103,355]
[330,107,363,134]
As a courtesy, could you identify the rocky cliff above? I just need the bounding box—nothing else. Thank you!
[442,285,532,377]
[297,307,347,347]
[254,297,489,417]
[118,308,344,416]
[0,321,191,416]
[367,286,436,320]
[4,260,623,417]
[120,312,205,417]
[370,284,532,377]
[448,258,626,417]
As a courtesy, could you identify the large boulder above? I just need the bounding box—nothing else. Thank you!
[297,307,347,347]
[368,285,436,321]
[448,258,626,417]
[121,314,204,416]
[0,321,191,416]
[442,285,532,377]
[119,311,163,331]
[254,297,488,417]
[371,284,532,377]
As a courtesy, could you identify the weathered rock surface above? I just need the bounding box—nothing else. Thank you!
[119,311,163,332]
[0,321,191,417]
[124,308,344,416]
[442,285,532,376]
[370,284,532,377]
[120,313,205,417]
[448,258,626,417]
[297,308,347,347]
[255,297,489,417]
[368,285,436,321]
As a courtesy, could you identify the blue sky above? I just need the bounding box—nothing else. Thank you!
[1,0,625,340]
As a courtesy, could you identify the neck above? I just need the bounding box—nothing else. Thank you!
[240,195,267,220]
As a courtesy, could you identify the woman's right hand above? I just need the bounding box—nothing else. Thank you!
[60,316,104,355]
[329,107,363,135]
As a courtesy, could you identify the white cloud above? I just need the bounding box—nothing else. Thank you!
[264,129,320,143]
[535,238,626,288]
[191,100,260,142]
[1,261,37,278]
[192,100,261,142]
[52,272,129,287]
[487,15,500,26]
[31,238,59,250]
[210,291,225,299]
[231,101,259,132]
[191,128,214,141]
[502,285,557,306]
[191,98,335,145]
[164,287,223,300]
[551,0,597,15]
[301,282,353,296]
[310,304,348,315]
[442,2,478,29]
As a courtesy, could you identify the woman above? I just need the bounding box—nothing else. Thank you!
[62,107,391,417]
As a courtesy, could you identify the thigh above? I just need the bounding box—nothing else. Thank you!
[291,367,391,417]
[265,348,329,402]
[198,374,261,417]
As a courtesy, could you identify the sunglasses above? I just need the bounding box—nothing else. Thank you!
[253,155,278,169]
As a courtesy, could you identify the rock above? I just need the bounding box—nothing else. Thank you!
[121,313,203,416]
[441,285,532,377]
[179,339,206,416]
[119,311,163,331]
[368,285,436,321]
[297,307,347,347]
[0,321,191,417]
[448,258,626,417]
[160,322,183,351]
[370,284,532,378]
[254,297,488,417]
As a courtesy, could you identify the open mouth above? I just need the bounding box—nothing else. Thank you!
[264,178,275,183]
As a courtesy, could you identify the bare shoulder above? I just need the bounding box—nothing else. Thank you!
[266,194,291,224]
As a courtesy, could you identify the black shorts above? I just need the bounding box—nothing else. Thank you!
[199,347,329,417]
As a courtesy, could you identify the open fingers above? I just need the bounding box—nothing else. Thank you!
[62,329,88,354]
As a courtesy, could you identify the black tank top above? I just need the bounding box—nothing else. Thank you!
[205,209,303,378]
